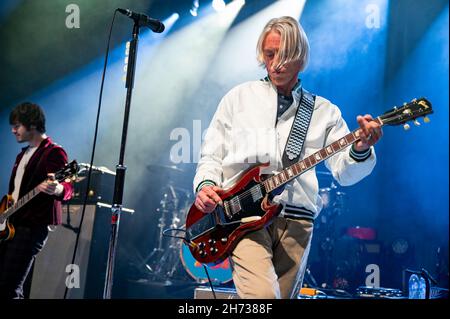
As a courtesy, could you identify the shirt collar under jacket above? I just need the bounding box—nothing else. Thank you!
[261,75,303,99]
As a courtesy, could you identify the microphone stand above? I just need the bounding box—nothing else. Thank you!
[103,18,141,299]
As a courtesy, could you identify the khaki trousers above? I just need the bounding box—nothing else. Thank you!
[230,216,314,299]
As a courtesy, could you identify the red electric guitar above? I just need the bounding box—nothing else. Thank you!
[185,97,433,265]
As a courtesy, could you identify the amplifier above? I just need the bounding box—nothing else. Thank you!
[194,287,239,299]
[30,203,133,298]
[70,165,115,205]
[30,205,97,299]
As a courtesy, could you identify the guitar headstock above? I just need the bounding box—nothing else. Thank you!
[380,97,433,130]
[54,160,79,183]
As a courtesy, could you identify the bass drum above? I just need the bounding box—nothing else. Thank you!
[180,243,233,285]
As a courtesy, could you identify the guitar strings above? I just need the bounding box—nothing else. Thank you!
[221,113,417,211]
[236,112,418,204]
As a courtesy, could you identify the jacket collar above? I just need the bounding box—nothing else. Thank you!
[21,136,53,153]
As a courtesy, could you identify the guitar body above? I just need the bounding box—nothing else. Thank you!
[185,163,282,265]
[0,194,16,242]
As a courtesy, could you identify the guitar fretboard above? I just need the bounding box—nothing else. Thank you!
[262,118,382,193]
[3,186,41,219]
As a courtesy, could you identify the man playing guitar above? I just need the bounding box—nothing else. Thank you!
[193,16,382,299]
[0,102,74,299]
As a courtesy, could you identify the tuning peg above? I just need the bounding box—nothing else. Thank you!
[403,123,410,130]
[414,120,421,126]
[423,116,430,123]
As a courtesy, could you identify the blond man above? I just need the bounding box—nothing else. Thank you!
[193,16,382,299]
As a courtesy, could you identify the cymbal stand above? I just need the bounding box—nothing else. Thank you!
[318,187,347,288]
[153,188,185,281]
[139,194,170,275]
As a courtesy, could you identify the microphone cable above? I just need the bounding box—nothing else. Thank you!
[162,228,217,299]
[203,264,217,299]
[63,9,120,299]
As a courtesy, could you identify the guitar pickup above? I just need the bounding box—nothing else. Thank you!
[223,201,232,219]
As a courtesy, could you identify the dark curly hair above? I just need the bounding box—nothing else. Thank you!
[9,102,46,133]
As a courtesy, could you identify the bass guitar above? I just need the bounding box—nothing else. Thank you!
[0,160,79,242]
[185,97,433,265]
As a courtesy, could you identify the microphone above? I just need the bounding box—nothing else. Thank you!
[117,8,165,33]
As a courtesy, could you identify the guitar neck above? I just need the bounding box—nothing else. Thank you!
[263,117,383,193]
[3,186,42,219]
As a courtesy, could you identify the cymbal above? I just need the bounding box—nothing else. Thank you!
[146,164,185,174]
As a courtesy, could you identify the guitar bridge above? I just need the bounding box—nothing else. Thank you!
[229,197,242,216]
[223,198,241,218]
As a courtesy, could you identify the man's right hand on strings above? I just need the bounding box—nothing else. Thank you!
[195,185,223,213]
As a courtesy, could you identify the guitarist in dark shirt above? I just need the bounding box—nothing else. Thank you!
[0,102,74,299]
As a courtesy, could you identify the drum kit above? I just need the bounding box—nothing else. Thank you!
[139,165,348,288]
[140,164,232,285]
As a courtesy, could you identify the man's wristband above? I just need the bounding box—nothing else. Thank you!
[349,144,372,162]
[195,180,217,193]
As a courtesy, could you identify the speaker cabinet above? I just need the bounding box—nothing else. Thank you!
[30,204,99,299]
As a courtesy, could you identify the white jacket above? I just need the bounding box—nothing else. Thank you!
[193,80,376,217]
